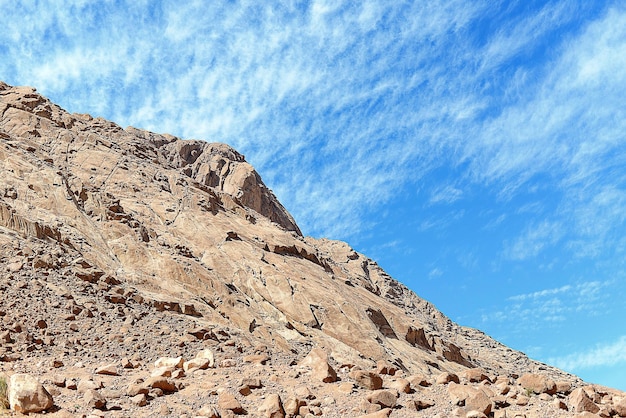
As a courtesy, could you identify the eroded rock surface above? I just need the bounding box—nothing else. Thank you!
[0,81,623,417]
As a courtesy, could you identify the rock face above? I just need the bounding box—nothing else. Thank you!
[0,81,624,417]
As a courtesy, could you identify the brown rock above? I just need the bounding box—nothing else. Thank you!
[570,387,601,414]
[375,360,397,375]
[349,370,383,390]
[77,379,101,393]
[360,398,381,414]
[84,389,106,410]
[283,397,304,416]
[300,348,337,383]
[51,374,66,387]
[466,411,487,418]
[447,383,492,415]
[126,380,149,396]
[407,374,432,387]
[357,408,393,418]
[154,356,184,369]
[556,380,572,394]
[615,396,626,417]
[460,368,491,383]
[517,373,557,395]
[412,398,435,410]
[8,374,54,414]
[195,348,216,367]
[365,389,397,408]
[145,376,178,393]
[295,385,316,400]
[197,406,220,417]
[183,357,210,372]
[466,389,492,416]
[130,393,147,407]
[241,377,262,388]
[243,354,270,364]
[258,393,285,418]
[219,392,245,414]
[387,378,411,393]
[151,366,175,377]
[436,372,460,385]
[95,363,119,376]
[554,398,568,410]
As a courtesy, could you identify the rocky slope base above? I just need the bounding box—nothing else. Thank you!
[0,81,624,417]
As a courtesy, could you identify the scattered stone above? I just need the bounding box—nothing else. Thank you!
[387,378,411,394]
[615,396,626,417]
[126,380,149,396]
[295,385,316,400]
[84,389,107,410]
[349,370,383,390]
[154,356,184,369]
[553,398,568,410]
[357,408,393,418]
[447,382,491,415]
[145,376,178,393]
[77,379,101,393]
[8,373,54,414]
[241,377,262,389]
[151,366,175,377]
[412,398,435,410]
[130,393,147,407]
[219,392,245,414]
[556,381,572,394]
[436,372,460,385]
[95,363,119,376]
[407,374,431,387]
[300,348,337,383]
[283,397,303,416]
[365,389,397,408]
[197,406,220,417]
[460,368,491,383]
[258,393,285,418]
[243,354,270,364]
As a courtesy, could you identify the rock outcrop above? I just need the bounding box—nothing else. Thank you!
[0,81,624,417]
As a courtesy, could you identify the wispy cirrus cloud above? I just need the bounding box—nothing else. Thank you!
[482,280,614,325]
[3,1,624,250]
[549,336,626,371]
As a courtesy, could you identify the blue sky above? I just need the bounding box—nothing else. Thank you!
[1,1,625,390]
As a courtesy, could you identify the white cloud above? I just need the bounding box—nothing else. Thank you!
[429,185,463,205]
[549,336,626,371]
[505,220,563,260]
[508,284,572,302]
[484,280,614,325]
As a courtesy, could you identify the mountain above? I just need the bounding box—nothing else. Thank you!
[0,81,624,417]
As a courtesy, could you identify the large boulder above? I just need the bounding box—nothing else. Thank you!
[517,373,557,395]
[300,348,337,383]
[8,373,53,413]
[569,387,600,414]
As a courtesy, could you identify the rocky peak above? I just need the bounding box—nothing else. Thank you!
[0,82,300,235]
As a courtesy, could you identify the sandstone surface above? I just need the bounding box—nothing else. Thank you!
[0,81,624,417]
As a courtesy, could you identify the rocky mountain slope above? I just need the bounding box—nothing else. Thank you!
[0,81,624,417]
